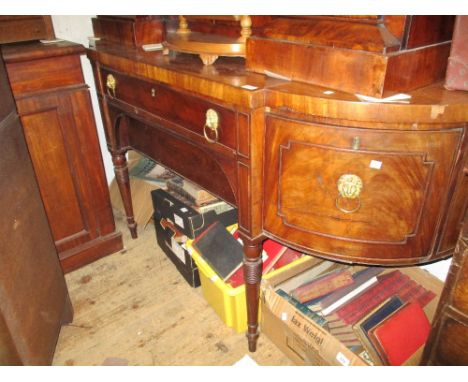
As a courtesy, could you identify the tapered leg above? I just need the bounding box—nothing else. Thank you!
[243,239,263,352]
[112,151,137,238]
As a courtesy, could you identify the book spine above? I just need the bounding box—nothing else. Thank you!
[276,289,328,328]
[319,267,384,310]
[292,271,354,303]
[167,181,197,204]
[321,277,378,316]
[334,271,409,325]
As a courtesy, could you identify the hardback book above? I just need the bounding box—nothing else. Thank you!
[275,260,338,294]
[330,270,410,325]
[334,270,436,326]
[167,177,218,206]
[320,267,384,316]
[352,296,405,365]
[291,268,354,303]
[272,247,303,270]
[227,239,288,288]
[191,221,244,281]
[275,289,329,328]
[368,301,432,366]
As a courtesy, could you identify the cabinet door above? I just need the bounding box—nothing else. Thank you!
[15,88,119,269]
[0,56,72,365]
[263,114,464,265]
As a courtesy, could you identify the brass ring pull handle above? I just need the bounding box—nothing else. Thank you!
[106,74,117,98]
[203,108,219,143]
[335,174,363,214]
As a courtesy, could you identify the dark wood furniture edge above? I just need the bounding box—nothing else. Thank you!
[59,231,124,273]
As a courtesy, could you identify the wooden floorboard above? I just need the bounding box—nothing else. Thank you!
[52,211,293,366]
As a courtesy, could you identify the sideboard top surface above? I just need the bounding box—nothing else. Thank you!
[88,42,468,124]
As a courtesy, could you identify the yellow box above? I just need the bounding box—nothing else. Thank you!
[186,226,312,333]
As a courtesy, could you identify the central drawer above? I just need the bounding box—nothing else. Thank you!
[263,114,463,265]
[100,68,237,150]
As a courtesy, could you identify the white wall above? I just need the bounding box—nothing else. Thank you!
[49,15,452,282]
[51,15,115,184]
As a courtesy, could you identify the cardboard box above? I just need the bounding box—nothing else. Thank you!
[150,189,237,239]
[261,259,444,366]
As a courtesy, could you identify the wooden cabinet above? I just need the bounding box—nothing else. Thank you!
[263,113,465,264]
[2,41,123,272]
[0,16,54,44]
[0,54,72,365]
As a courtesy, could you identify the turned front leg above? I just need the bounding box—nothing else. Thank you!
[112,151,137,238]
[243,240,263,352]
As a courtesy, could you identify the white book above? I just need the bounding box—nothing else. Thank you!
[321,276,378,316]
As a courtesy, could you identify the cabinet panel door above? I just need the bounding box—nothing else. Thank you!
[263,114,464,265]
[17,89,114,255]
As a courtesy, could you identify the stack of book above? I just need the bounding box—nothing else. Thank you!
[274,264,436,365]
[191,223,304,287]
[166,178,218,208]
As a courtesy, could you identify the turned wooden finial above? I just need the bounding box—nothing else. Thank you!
[177,16,190,34]
[240,15,252,41]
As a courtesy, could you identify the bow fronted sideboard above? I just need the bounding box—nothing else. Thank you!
[87,16,468,355]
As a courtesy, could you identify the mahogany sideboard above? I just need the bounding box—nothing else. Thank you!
[87,40,468,355]
[1,41,123,272]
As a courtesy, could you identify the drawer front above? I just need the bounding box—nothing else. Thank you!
[101,68,237,150]
[263,114,463,264]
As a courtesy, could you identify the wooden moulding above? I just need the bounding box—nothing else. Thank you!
[246,37,452,98]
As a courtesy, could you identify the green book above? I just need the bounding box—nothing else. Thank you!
[276,289,329,329]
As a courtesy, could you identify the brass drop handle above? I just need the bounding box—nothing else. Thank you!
[106,74,117,98]
[336,174,363,213]
[203,108,219,143]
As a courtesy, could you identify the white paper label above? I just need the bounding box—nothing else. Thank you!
[170,237,186,264]
[174,214,184,228]
[369,160,382,170]
[336,352,350,366]
[281,312,288,321]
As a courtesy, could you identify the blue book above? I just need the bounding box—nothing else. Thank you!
[360,296,404,334]
[352,295,404,364]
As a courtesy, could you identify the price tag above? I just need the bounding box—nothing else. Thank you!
[336,352,350,366]
[370,160,382,170]
[174,214,184,228]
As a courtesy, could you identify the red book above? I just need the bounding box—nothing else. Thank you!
[292,269,354,303]
[333,270,409,325]
[369,302,431,366]
[227,238,287,288]
[273,247,303,270]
